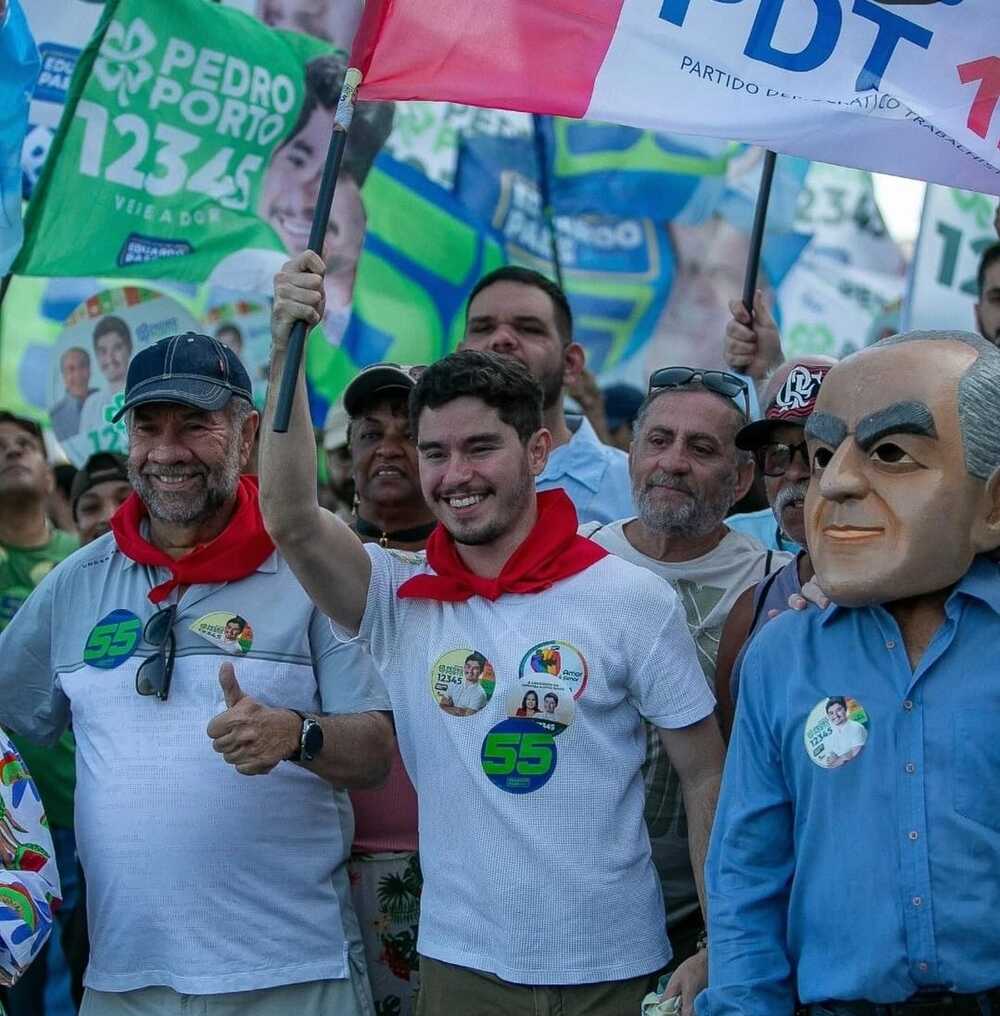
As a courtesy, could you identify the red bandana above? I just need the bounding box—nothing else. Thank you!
[397,489,607,603]
[110,475,275,604]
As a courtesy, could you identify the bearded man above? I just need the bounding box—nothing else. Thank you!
[0,332,394,1016]
[582,366,789,1011]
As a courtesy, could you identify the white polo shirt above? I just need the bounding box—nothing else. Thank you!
[335,544,714,985]
[0,533,390,995]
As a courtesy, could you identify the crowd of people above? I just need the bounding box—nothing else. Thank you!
[0,215,997,1016]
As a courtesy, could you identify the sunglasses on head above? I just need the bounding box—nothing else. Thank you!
[135,604,177,701]
[647,367,750,419]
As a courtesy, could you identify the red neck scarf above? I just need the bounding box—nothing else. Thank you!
[110,475,275,603]
[397,489,607,603]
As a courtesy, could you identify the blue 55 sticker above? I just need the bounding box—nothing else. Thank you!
[481,719,557,794]
[84,610,142,670]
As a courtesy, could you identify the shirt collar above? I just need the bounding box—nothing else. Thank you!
[544,415,608,493]
[820,555,1000,624]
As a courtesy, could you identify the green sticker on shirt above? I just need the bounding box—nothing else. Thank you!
[481,719,557,794]
[84,609,142,669]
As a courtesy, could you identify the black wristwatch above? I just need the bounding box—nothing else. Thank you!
[288,710,324,763]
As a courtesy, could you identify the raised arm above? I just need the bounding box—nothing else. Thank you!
[259,252,372,634]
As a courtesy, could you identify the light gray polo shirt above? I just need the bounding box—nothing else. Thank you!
[0,531,389,995]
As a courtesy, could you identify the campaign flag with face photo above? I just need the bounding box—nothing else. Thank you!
[14,0,336,281]
[352,0,1000,196]
[1,0,40,275]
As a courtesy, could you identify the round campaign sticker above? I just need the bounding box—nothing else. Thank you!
[481,718,557,795]
[430,648,496,717]
[519,641,589,700]
[804,696,870,769]
[83,609,142,670]
[504,678,575,736]
[189,611,254,654]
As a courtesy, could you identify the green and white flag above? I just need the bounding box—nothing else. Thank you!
[15,0,330,280]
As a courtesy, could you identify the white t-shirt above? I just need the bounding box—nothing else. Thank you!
[824,718,867,758]
[450,680,488,713]
[335,544,715,985]
[580,520,789,927]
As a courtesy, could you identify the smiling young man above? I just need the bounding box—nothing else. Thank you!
[260,252,725,1015]
[698,330,1000,1015]
[0,332,393,1015]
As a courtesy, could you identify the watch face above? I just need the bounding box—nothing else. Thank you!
[303,719,324,758]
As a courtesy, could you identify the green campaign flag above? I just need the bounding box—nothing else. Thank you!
[15,0,329,280]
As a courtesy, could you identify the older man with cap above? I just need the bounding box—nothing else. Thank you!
[713,357,834,737]
[0,332,394,1016]
[698,330,1000,1015]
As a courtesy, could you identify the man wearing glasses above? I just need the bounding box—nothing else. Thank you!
[0,333,394,1015]
[713,357,835,739]
[581,366,791,1010]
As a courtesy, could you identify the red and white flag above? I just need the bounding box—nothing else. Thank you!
[352,0,1000,196]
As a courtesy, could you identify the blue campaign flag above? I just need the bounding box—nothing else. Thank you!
[0,0,40,275]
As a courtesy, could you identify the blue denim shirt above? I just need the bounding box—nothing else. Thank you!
[537,415,634,525]
[698,557,1000,1012]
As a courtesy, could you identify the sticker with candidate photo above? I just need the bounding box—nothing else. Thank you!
[519,641,589,700]
[481,718,557,795]
[190,612,254,654]
[430,648,496,716]
[505,678,575,736]
[804,696,870,769]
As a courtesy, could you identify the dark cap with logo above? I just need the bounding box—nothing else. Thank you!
[343,363,426,418]
[111,332,253,423]
[736,363,832,450]
[70,452,129,520]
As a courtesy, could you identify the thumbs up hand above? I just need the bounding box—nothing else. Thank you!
[207,663,301,775]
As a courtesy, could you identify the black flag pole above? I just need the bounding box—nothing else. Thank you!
[272,68,362,433]
[741,149,777,319]
[532,115,564,291]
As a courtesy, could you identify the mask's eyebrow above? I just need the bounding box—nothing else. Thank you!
[804,412,847,448]
[855,401,937,451]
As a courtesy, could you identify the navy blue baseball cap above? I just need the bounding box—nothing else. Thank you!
[111,332,253,422]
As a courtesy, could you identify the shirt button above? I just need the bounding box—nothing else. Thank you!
[908,831,919,841]
[912,896,923,907]
[918,962,929,973]
[905,763,916,774]
[903,700,914,711]
[886,640,896,649]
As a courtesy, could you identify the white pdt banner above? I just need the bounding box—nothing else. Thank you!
[353,0,1000,196]
[906,183,999,334]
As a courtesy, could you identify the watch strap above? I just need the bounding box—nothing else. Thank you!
[287,708,308,762]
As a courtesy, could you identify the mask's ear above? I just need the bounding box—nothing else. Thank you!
[973,467,1000,555]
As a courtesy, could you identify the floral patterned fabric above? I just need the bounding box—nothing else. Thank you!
[0,731,61,1007]
[348,852,422,1016]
